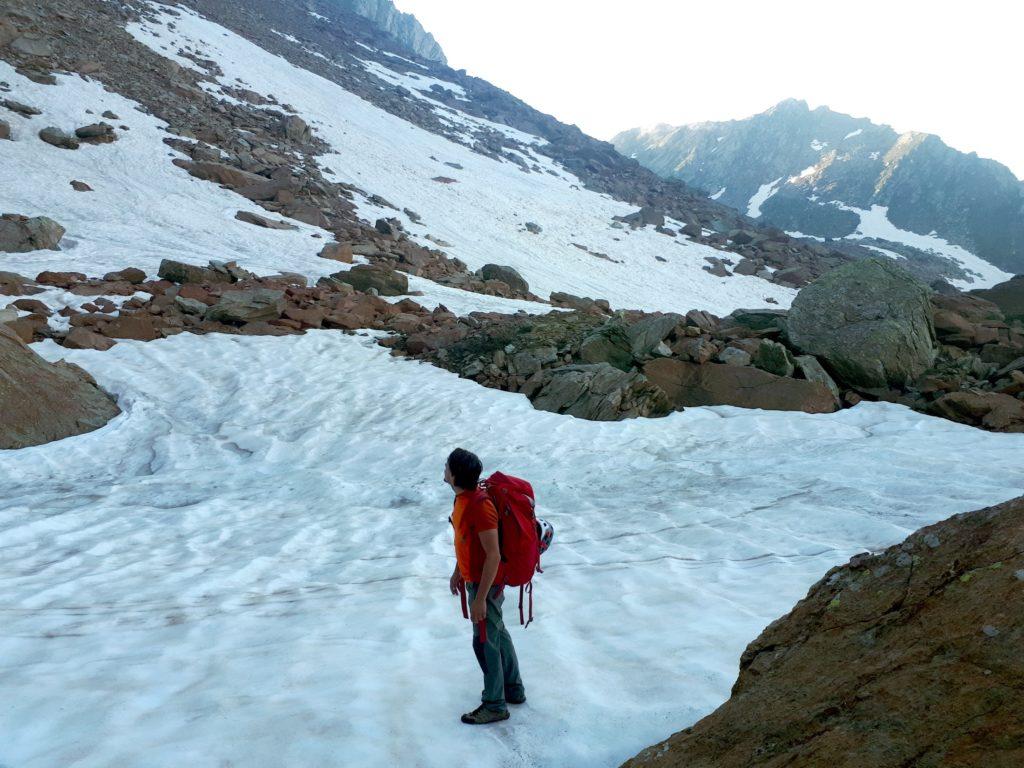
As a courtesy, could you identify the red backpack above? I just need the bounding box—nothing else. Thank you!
[458,472,545,629]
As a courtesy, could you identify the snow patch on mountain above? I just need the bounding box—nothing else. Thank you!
[747,177,783,218]
[836,204,1013,288]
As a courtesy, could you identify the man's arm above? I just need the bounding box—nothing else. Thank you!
[449,564,462,595]
[470,528,500,623]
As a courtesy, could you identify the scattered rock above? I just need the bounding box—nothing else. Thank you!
[38,126,79,149]
[717,347,751,367]
[525,221,542,234]
[234,210,299,230]
[103,267,146,284]
[524,363,671,421]
[70,180,93,192]
[928,391,1024,433]
[157,259,222,284]
[1,99,41,117]
[0,324,120,449]
[205,289,286,324]
[0,214,65,252]
[63,327,116,351]
[333,264,409,296]
[74,122,116,143]
[478,264,529,295]
[319,242,353,263]
[0,119,9,140]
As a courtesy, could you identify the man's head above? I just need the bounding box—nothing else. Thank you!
[445,447,482,492]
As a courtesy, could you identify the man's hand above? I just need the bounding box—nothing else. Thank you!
[449,568,463,596]
[470,596,487,624]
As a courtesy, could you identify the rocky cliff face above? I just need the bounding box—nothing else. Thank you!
[322,0,446,63]
[622,494,1024,768]
[614,100,1024,279]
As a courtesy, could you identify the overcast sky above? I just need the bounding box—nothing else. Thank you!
[394,0,1024,179]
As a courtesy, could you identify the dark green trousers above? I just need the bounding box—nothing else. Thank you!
[467,583,525,712]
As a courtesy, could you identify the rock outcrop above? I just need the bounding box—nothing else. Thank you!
[621,495,1024,768]
[0,213,65,252]
[788,259,936,389]
[0,325,120,449]
[327,0,447,63]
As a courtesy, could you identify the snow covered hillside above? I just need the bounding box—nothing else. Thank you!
[4,2,1024,767]
[3,331,1024,767]
[4,0,797,317]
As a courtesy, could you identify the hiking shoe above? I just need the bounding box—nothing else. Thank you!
[461,705,510,724]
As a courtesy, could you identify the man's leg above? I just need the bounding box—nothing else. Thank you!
[467,583,507,713]
[497,618,525,702]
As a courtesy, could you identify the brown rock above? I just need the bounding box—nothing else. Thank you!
[0,324,120,449]
[100,315,162,342]
[38,126,80,149]
[622,495,1024,768]
[11,298,51,316]
[36,270,86,288]
[70,180,93,192]
[928,391,1024,432]
[234,210,299,230]
[0,271,43,296]
[1,215,66,252]
[74,122,116,143]
[64,327,117,351]
[103,267,146,284]
[319,242,353,263]
[644,358,838,414]
[0,119,10,141]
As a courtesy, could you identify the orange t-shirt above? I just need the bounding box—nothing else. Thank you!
[451,489,498,582]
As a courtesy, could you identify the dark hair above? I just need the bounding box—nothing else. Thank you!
[447,447,482,490]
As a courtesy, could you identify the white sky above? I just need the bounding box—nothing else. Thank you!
[394,0,1024,180]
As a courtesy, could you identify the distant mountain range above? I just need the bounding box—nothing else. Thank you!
[614,100,1024,281]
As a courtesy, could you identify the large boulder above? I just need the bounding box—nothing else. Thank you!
[478,264,529,295]
[0,214,65,252]
[205,289,285,324]
[621,495,1024,768]
[157,259,222,284]
[787,259,936,389]
[38,127,79,149]
[579,319,633,371]
[644,358,839,414]
[0,325,120,449]
[523,363,671,421]
[334,264,409,296]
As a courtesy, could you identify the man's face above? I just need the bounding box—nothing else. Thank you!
[443,461,454,489]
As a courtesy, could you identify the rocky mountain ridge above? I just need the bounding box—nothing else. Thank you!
[614,99,1024,279]
[320,0,446,64]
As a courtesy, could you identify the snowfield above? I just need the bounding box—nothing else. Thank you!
[2,333,1024,768]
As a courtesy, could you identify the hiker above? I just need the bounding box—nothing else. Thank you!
[445,447,526,724]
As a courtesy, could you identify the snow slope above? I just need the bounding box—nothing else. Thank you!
[2,331,1024,768]
[123,4,796,315]
[836,203,1012,288]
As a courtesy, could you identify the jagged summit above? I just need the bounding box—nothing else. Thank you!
[614,101,1024,279]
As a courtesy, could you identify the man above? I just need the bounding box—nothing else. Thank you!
[445,447,526,724]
